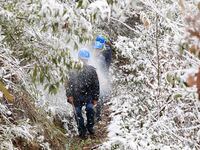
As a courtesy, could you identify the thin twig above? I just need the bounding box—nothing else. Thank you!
[156,14,160,88]
[110,17,141,35]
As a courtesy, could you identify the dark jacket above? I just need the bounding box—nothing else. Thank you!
[66,64,99,106]
[102,45,112,69]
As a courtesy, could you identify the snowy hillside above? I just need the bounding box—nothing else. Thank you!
[101,36,200,149]
[0,0,200,149]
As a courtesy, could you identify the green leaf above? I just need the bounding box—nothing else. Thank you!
[66,49,70,56]
[77,0,83,8]
[0,81,14,103]
[55,10,59,17]
[166,74,172,83]
[32,65,37,82]
[55,82,59,88]
[174,75,181,83]
[58,56,62,63]
[41,24,47,32]
[63,10,67,16]
[173,94,182,100]
[107,0,114,5]
[93,12,97,20]
[44,83,49,90]
[45,65,49,73]
[46,73,51,82]
[60,77,64,83]
[74,42,78,51]
[61,51,65,57]
[52,22,59,33]
[47,6,52,16]
[90,14,93,22]
[49,84,57,94]
[79,36,83,43]
[179,43,184,55]
[66,38,71,43]
[40,70,45,84]
[52,57,58,66]
[74,30,79,36]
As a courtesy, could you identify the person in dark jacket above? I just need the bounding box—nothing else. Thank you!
[93,35,112,122]
[94,35,112,71]
[66,49,99,138]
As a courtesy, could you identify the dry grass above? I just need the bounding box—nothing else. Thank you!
[12,90,68,150]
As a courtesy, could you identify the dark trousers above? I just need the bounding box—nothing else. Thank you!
[96,96,104,121]
[74,102,95,135]
[96,73,111,121]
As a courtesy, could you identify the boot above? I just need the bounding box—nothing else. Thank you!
[87,127,95,135]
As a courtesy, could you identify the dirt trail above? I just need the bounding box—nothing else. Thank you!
[68,103,111,150]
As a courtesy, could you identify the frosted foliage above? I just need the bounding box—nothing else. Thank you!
[87,0,111,20]
[102,37,200,149]
[0,123,51,149]
[0,124,35,149]
[111,0,140,19]
[36,84,77,133]
[0,0,99,95]
[100,1,200,150]
[1,0,200,149]
[0,0,110,148]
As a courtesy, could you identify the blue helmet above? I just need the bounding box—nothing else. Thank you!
[78,49,90,60]
[94,35,106,49]
[95,35,106,44]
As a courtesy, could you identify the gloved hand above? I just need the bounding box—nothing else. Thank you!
[67,96,74,104]
[92,99,98,106]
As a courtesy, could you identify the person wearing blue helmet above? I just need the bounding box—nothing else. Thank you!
[78,49,91,62]
[94,35,112,70]
[94,35,106,49]
[66,49,99,138]
[93,35,112,122]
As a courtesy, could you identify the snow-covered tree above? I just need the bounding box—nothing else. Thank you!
[101,0,200,150]
[1,0,200,149]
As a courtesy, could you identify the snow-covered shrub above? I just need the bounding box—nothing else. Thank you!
[101,1,200,150]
